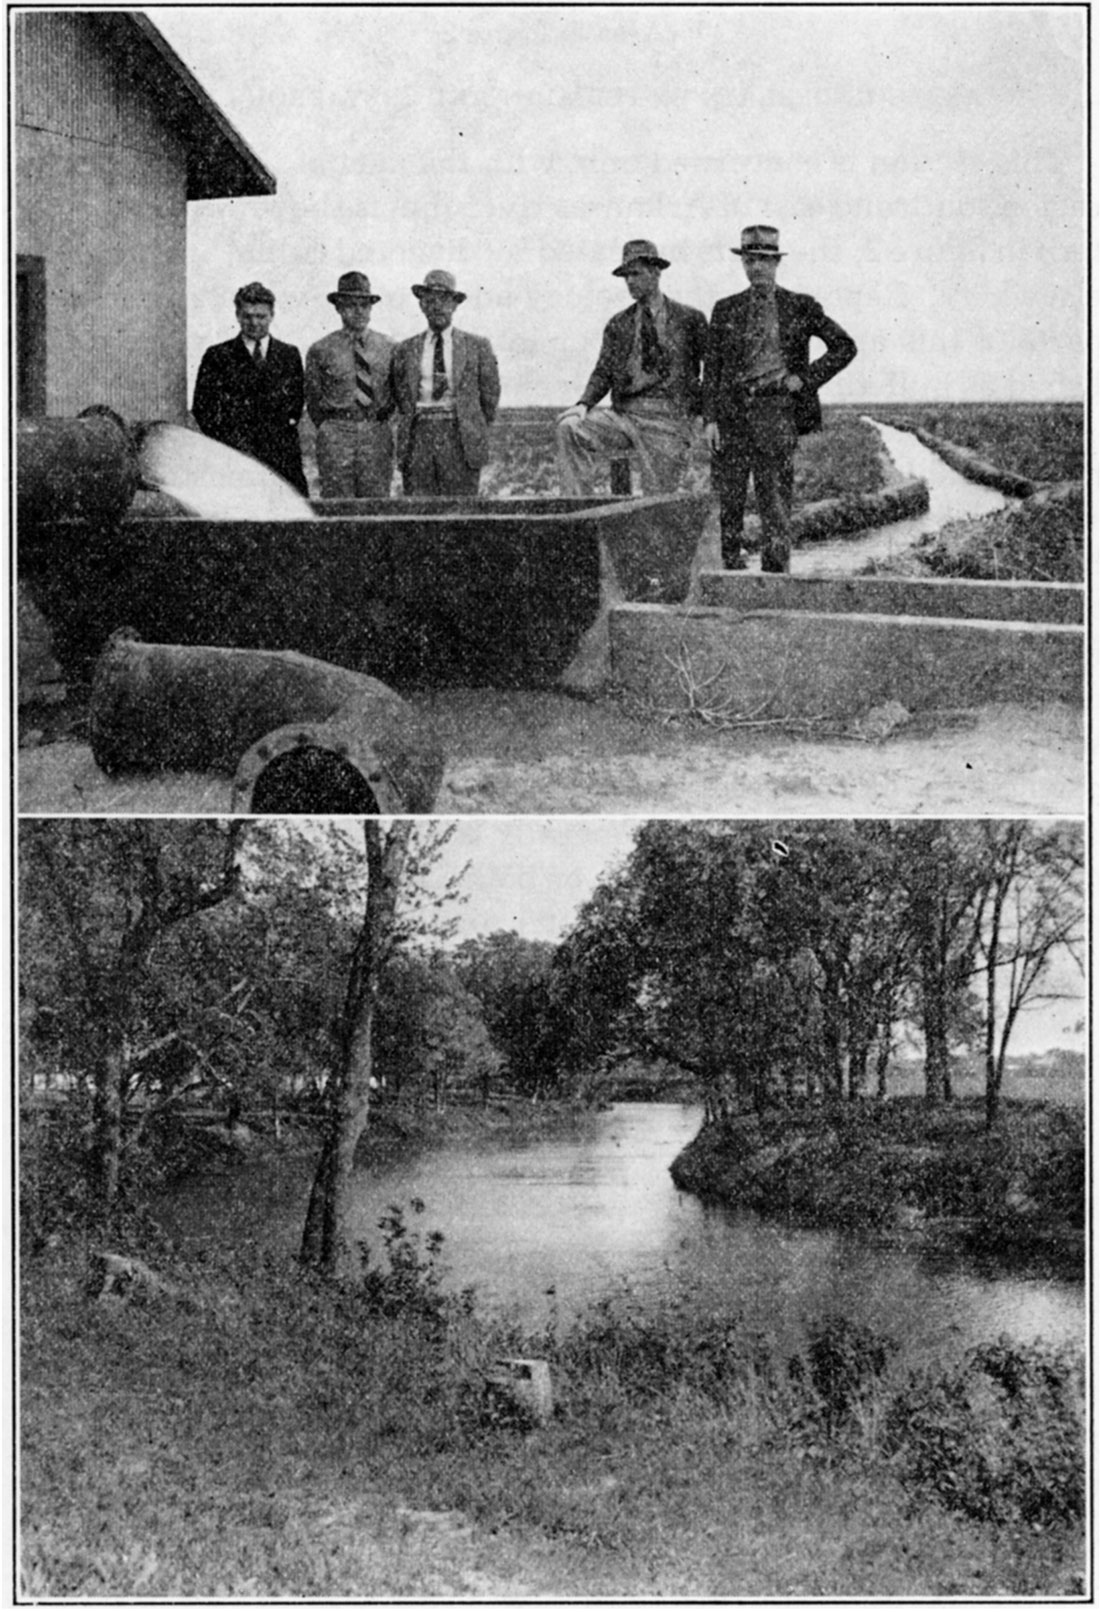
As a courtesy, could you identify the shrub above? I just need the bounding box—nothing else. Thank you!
[795,1316,898,1436]
[357,1198,473,1322]
[886,1338,1084,1526]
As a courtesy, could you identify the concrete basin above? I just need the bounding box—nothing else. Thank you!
[22,492,711,690]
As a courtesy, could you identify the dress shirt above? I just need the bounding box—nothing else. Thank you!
[244,336,270,362]
[740,286,787,388]
[305,327,395,423]
[416,327,456,409]
[624,296,673,402]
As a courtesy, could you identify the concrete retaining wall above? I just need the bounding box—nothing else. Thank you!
[609,603,1083,719]
[697,572,1084,625]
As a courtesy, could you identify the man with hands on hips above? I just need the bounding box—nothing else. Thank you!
[703,225,856,572]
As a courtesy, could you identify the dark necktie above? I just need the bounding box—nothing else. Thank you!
[252,340,265,369]
[354,340,375,413]
[640,306,669,380]
[431,332,448,401]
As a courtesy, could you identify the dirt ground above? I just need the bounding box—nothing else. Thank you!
[18,690,1083,818]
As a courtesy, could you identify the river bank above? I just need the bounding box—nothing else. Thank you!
[669,1097,1084,1267]
[21,1230,1084,1599]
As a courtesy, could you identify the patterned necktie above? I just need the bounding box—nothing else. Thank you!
[431,332,448,401]
[354,340,374,413]
[640,305,669,380]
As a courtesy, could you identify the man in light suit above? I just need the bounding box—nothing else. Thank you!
[703,225,856,572]
[390,269,501,496]
[305,270,396,498]
[556,239,708,496]
[192,281,308,496]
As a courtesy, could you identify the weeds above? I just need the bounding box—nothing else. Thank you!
[886,1338,1085,1526]
[20,1234,1085,1599]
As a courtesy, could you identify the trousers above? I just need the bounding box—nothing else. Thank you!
[711,397,798,571]
[556,397,692,496]
[316,418,395,497]
[402,414,480,496]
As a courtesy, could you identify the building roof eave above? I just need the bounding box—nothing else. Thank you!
[97,12,277,201]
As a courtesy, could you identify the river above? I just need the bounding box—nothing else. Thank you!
[790,418,1018,576]
[155,1102,1082,1365]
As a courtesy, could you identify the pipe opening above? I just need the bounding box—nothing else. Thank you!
[246,746,381,814]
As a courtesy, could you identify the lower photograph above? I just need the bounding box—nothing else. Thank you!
[17,815,1085,1601]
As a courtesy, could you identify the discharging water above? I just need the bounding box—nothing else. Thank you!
[139,423,316,521]
[790,419,1018,576]
[154,1102,1082,1365]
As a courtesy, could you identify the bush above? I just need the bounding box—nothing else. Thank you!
[886,1338,1084,1526]
[794,1316,898,1436]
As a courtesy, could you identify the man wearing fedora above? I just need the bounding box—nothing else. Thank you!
[556,239,708,497]
[703,225,856,572]
[305,271,397,498]
[192,281,308,496]
[390,269,501,496]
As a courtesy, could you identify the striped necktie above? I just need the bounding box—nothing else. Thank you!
[354,340,375,414]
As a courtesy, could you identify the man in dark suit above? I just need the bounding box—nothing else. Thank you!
[390,269,501,496]
[703,226,856,571]
[192,281,308,496]
[557,239,708,496]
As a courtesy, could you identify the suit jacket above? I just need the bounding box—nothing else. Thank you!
[391,328,501,470]
[192,334,307,494]
[703,286,856,435]
[578,296,708,418]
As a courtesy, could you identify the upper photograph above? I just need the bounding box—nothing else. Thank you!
[15,6,1085,818]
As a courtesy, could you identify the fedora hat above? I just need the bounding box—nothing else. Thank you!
[328,270,381,305]
[731,225,785,258]
[411,268,466,303]
[612,238,670,276]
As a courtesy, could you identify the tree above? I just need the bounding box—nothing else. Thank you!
[887,822,993,1102]
[299,821,465,1276]
[975,822,1084,1127]
[19,820,241,1214]
[453,931,557,1093]
[550,822,789,1116]
[376,949,503,1106]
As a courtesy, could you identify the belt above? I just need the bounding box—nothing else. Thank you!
[319,407,389,423]
[740,378,791,400]
[414,407,457,421]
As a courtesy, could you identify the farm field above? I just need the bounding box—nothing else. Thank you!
[476,406,888,504]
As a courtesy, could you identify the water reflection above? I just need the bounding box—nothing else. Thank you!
[153,1102,1082,1363]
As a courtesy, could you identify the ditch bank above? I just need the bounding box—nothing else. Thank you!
[895,425,1038,498]
[669,1099,1084,1264]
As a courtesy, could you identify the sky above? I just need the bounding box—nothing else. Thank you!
[148,4,1086,406]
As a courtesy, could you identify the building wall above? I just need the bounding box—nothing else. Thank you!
[14,11,189,420]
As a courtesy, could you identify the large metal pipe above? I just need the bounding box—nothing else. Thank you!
[16,407,141,532]
[89,633,445,814]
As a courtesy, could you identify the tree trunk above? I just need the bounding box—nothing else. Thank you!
[92,1043,126,1211]
[921,939,952,1103]
[300,822,412,1276]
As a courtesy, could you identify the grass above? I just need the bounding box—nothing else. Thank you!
[20,1236,1085,1599]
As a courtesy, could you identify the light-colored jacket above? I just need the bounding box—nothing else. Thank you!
[390,328,501,469]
